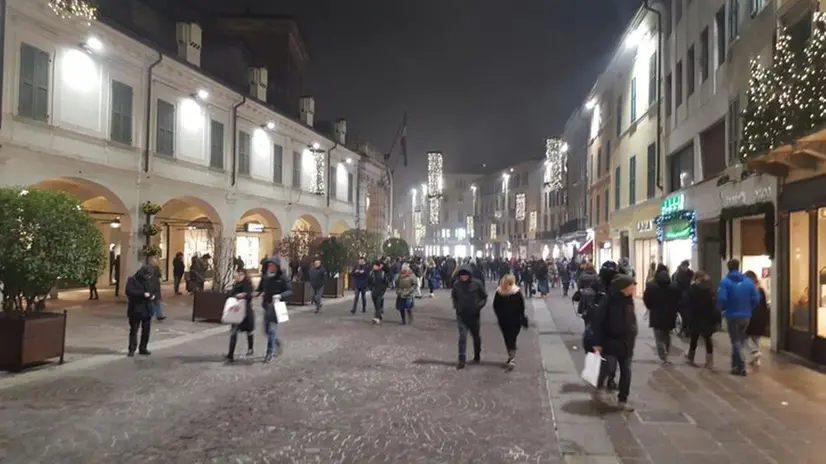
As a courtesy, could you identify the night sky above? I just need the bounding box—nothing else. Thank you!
[200,0,641,207]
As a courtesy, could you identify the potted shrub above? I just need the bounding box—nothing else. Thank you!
[383,237,410,258]
[321,237,347,298]
[274,230,317,305]
[0,187,105,371]
[192,230,234,322]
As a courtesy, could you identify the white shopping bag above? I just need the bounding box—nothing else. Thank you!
[274,301,290,323]
[581,352,603,388]
[221,297,246,324]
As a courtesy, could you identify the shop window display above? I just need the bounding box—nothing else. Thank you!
[789,211,810,331]
[818,208,826,337]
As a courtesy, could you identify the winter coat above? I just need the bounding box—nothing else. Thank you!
[125,267,153,320]
[172,257,185,277]
[493,285,527,332]
[369,269,390,297]
[558,265,571,283]
[149,264,163,300]
[687,279,720,334]
[256,269,293,323]
[718,271,759,319]
[230,279,255,333]
[350,264,370,290]
[308,266,327,290]
[591,284,638,358]
[747,287,770,337]
[577,269,601,293]
[396,271,418,299]
[451,266,488,318]
[642,270,681,330]
[536,264,549,280]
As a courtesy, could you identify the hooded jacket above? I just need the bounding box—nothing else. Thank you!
[492,284,526,329]
[642,270,681,330]
[451,266,488,317]
[717,270,759,319]
[257,266,293,323]
[369,267,390,297]
[687,278,720,334]
[396,266,418,299]
[591,277,638,358]
[125,266,153,319]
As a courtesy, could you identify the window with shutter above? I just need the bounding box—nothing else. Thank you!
[209,120,224,169]
[156,99,175,156]
[110,80,133,144]
[238,131,251,175]
[273,144,283,183]
[19,43,50,122]
[292,151,302,188]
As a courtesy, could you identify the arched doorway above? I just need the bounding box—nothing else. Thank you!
[236,208,282,273]
[154,196,223,280]
[328,219,350,237]
[32,177,132,296]
[291,214,322,235]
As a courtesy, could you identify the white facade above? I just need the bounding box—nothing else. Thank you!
[0,0,367,282]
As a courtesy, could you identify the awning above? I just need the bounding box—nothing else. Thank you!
[578,239,593,255]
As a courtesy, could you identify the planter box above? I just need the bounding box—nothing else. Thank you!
[0,311,68,372]
[323,278,345,298]
[284,281,312,306]
[192,290,228,323]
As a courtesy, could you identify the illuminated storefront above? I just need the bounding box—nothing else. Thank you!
[656,193,695,274]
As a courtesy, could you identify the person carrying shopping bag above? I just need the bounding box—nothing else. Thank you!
[225,269,255,362]
[255,258,292,363]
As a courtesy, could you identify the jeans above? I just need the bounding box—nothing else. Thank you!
[128,317,151,353]
[727,317,750,372]
[312,286,323,311]
[173,274,183,294]
[597,355,632,403]
[352,288,367,312]
[152,301,165,319]
[264,321,279,357]
[457,314,481,360]
[747,335,761,353]
[372,292,385,319]
[653,329,671,361]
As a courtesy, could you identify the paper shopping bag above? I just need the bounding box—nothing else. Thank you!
[581,352,603,388]
[274,301,289,323]
[221,297,245,324]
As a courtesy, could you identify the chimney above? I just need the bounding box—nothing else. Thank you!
[248,67,268,101]
[176,22,202,67]
[299,96,315,127]
[334,118,347,145]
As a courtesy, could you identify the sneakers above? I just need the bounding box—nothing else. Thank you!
[505,358,515,372]
[684,352,697,366]
[138,350,151,356]
[750,351,762,366]
[617,401,635,412]
[263,354,273,363]
[457,358,466,370]
[245,349,254,357]
[372,317,381,325]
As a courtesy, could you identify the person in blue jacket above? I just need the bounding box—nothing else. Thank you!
[717,259,760,376]
[350,256,370,314]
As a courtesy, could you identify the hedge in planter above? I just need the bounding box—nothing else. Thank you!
[0,187,105,370]
[321,238,346,298]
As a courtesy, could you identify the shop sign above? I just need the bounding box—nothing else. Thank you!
[719,180,773,208]
[661,194,685,215]
[663,219,692,240]
[637,219,654,233]
[244,222,265,233]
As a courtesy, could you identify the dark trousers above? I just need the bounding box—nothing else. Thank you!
[598,355,632,403]
[562,282,570,295]
[372,292,385,319]
[499,323,520,352]
[689,330,714,354]
[352,288,367,312]
[89,284,98,299]
[312,286,323,311]
[228,325,254,357]
[173,274,183,294]
[128,317,151,353]
[457,314,481,360]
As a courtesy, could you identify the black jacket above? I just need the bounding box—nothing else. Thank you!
[591,288,638,358]
[230,279,255,332]
[369,269,390,297]
[308,266,327,290]
[256,269,293,323]
[687,279,720,334]
[643,271,681,330]
[746,287,770,337]
[493,288,526,330]
[125,267,153,320]
[451,267,488,318]
[172,257,185,277]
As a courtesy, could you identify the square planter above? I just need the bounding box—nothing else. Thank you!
[0,311,68,372]
[323,278,345,298]
[192,290,228,323]
[284,281,312,306]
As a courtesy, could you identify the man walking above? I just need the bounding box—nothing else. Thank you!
[309,259,326,313]
[350,256,370,314]
[369,260,389,324]
[256,258,293,363]
[717,259,759,376]
[451,266,488,369]
[125,265,154,357]
[172,252,185,295]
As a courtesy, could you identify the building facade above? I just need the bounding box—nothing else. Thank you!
[422,173,478,257]
[0,0,389,291]
[561,108,590,258]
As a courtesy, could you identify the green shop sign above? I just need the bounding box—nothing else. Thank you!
[663,219,692,240]
[661,194,685,215]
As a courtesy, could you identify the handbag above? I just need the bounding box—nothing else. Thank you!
[274,301,290,323]
[221,297,246,324]
[581,352,603,388]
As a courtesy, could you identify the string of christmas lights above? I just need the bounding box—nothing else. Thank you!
[655,210,697,247]
[515,193,526,220]
[543,137,566,190]
[466,215,474,238]
[313,151,325,195]
[427,152,443,224]
[49,0,98,25]
[529,211,537,232]
[490,223,497,240]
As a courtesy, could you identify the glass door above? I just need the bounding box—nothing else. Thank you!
[786,210,813,359]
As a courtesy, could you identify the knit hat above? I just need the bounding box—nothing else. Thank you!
[610,273,636,293]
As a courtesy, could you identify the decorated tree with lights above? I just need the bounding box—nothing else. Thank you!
[772,28,802,146]
[740,59,772,160]
[801,12,826,134]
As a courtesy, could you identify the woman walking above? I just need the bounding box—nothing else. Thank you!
[642,264,681,365]
[226,269,255,362]
[493,274,527,371]
[395,263,418,325]
[685,270,719,368]
[744,270,770,367]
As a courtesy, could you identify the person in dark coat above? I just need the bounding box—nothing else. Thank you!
[149,257,165,321]
[172,252,185,295]
[451,266,488,369]
[125,265,154,356]
[744,270,770,367]
[642,264,681,364]
[685,270,719,368]
[255,259,293,363]
[369,261,390,324]
[308,259,327,313]
[492,273,528,371]
[591,274,638,411]
[226,269,255,362]
[558,263,571,296]
[350,257,370,314]
[672,260,694,336]
[521,265,535,298]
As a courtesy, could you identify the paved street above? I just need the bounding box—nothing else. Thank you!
[0,290,559,463]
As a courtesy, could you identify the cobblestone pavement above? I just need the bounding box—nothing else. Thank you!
[0,290,559,463]
[544,292,826,464]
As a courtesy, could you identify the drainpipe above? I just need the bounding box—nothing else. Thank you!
[142,53,163,173]
[386,165,394,238]
[355,160,363,228]
[230,96,247,186]
[643,0,664,191]
[325,141,338,207]
[0,0,6,131]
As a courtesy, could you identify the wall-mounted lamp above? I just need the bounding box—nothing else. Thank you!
[584,98,597,110]
[312,141,321,150]
[83,36,103,53]
[193,89,209,101]
[345,157,353,164]
[264,121,275,130]
[109,217,121,229]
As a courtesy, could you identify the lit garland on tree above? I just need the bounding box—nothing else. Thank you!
[49,0,98,25]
